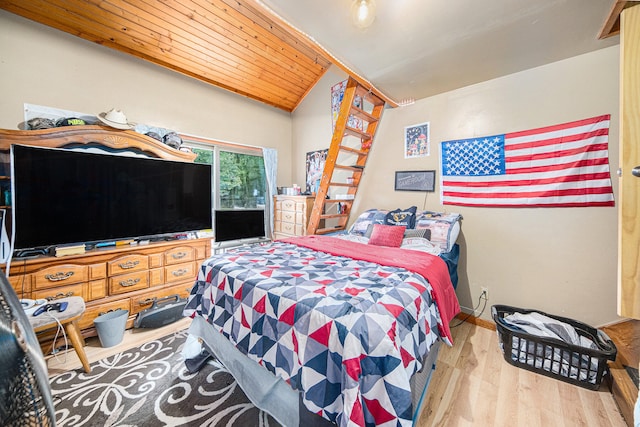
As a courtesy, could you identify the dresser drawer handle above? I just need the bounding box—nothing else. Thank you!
[119,278,140,287]
[46,291,74,301]
[138,297,155,306]
[118,260,140,269]
[171,252,187,260]
[45,272,74,282]
[172,269,188,277]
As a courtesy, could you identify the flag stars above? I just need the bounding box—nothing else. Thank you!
[442,135,505,176]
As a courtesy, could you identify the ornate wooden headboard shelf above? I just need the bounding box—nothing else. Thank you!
[0,125,196,162]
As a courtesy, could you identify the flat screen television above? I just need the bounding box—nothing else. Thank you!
[11,145,212,253]
[214,209,266,242]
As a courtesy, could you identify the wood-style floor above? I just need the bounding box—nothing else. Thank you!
[418,321,627,427]
[45,319,627,426]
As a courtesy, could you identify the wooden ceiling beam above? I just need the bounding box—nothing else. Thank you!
[598,0,640,39]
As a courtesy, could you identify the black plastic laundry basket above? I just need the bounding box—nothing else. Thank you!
[491,305,617,390]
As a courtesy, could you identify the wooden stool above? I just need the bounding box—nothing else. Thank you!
[28,296,91,373]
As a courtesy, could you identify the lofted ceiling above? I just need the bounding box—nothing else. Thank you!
[0,1,634,112]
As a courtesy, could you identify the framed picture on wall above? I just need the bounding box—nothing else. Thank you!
[404,122,430,158]
[306,149,328,194]
[394,170,436,192]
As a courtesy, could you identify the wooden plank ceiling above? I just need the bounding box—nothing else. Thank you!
[0,0,334,112]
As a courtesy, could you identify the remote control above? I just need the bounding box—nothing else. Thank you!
[33,301,69,316]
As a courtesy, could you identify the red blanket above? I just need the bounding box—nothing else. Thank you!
[282,235,460,343]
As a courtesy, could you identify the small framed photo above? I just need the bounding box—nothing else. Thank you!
[404,122,430,158]
[394,170,436,192]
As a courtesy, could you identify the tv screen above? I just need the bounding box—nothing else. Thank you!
[11,145,212,251]
[214,209,266,242]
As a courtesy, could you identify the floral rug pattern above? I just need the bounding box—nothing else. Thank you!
[50,329,278,426]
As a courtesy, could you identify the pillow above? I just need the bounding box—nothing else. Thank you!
[348,209,389,236]
[365,224,431,241]
[403,228,431,240]
[400,237,441,255]
[368,224,406,247]
[384,206,417,228]
[414,211,462,252]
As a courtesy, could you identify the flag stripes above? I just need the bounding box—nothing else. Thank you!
[440,114,615,207]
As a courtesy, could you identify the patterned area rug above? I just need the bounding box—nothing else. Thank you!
[50,329,280,426]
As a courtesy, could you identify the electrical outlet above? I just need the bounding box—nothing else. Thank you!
[480,287,489,300]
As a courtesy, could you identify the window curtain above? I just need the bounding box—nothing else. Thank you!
[262,148,277,239]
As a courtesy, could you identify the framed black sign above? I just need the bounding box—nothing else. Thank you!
[394,170,436,192]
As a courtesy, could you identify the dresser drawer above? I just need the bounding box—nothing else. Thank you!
[279,222,305,236]
[88,279,107,301]
[281,210,296,223]
[295,212,306,225]
[281,198,296,211]
[149,267,165,287]
[33,283,86,301]
[89,263,107,280]
[280,221,296,235]
[33,264,88,289]
[109,271,149,295]
[165,261,196,283]
[295,202,308,213]
[108,254,148,276]
[164,246,195,265]
[9,275,31,297]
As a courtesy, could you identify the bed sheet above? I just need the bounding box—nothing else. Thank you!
[184,236,459,427]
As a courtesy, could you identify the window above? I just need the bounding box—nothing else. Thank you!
[189,144,266,210]
[219,151,266,208]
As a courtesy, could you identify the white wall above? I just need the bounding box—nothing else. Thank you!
[0,10,293,185]
[293,47,621,327]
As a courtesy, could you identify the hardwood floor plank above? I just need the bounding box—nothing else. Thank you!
[494,358,519,426]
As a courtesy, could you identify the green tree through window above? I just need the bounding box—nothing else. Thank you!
[191,146,266,210]
[219,151,266,208]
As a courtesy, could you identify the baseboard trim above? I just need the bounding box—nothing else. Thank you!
[454,313,496,331]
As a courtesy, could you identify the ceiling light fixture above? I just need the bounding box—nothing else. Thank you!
[352,0,376,29]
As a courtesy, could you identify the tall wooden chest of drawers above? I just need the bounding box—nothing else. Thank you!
[273,195,315,239]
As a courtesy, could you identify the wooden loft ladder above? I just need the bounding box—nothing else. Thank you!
[307,77,385,235]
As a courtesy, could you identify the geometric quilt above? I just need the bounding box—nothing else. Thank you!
[184,240,448,427]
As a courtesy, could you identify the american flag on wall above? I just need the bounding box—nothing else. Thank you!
[440,114,615,207]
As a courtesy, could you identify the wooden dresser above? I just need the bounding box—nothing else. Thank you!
[8,238,210,337]
[273,195,314,239]
[0,125,212,340]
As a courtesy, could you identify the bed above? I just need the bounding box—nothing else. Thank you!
[183,208,462,427]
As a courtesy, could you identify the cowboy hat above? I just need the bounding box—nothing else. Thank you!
[97,108,134,130]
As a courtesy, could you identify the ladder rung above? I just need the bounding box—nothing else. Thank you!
[355,86,385,106]
[344,126,371,140]
[339,145,369,155]
[320,213,349,220]
[315,227,347,235]
[326,198,354,202]
[335,164,364,172]
[350,105,377,123]
[329,182,355,187]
